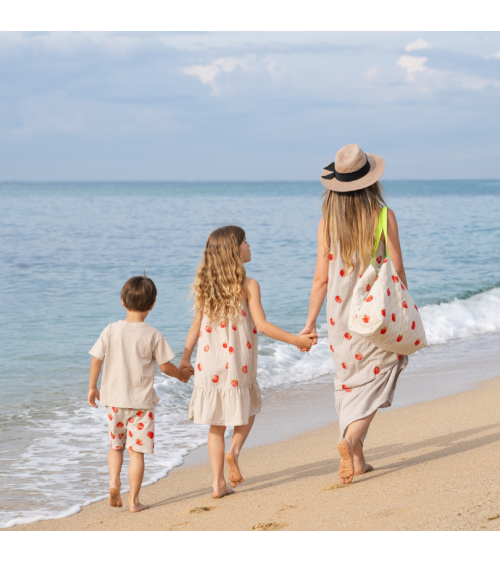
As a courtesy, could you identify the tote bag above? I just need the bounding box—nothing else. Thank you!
[348,207,427,355]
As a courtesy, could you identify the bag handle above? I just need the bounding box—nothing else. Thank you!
[371,206,390,264]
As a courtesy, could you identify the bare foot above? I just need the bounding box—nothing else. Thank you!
[226,451,244,487]
[212,483,234,499]
[354,463,373,476]
[338,440,354,485]
[109,487,122,508]
[129,502,149,513]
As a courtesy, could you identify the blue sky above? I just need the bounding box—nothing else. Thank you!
[1,31,500,181]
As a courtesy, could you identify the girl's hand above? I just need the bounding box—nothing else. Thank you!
[297,325,318,351]
[179,366,194,383]
[296,331,317,351]
[179,359,194,377]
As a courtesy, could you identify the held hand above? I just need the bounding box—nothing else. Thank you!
[179,366,194,383]
[296,332,318,352]
[178,359,194,383]
[297,325,318,352]
[88,388,100,408]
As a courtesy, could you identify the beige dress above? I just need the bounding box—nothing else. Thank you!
[327,238,409,443]
[189,299,262,426]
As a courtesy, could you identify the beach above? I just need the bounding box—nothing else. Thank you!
[9,345,500,532]
[1,180,499,528]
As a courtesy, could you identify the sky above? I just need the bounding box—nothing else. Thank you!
[1,31,500,181]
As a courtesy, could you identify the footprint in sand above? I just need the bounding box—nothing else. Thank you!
[169,521,190,529]
[322,483,349,491]
[252,522,289,531]
[189,506,217,514]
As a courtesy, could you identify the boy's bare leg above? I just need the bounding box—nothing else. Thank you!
[128,450,149,512]
[208,425,233,498]
[108,448,123,507]
[226,415,255,487]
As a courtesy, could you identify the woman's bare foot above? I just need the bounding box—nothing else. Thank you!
[354,463,373,476]
[212,482,234,499]
[129,502,149,513]
[109,485,122,508]
[225,451,244,487]
[338,440,354,485]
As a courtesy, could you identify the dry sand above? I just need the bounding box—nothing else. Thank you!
[10,376,500,531]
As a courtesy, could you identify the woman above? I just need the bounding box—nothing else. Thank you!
[299,143,409,485]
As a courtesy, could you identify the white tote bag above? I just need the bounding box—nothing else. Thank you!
[348,207,427,355]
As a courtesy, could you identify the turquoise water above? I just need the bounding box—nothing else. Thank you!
[1,180,500,527]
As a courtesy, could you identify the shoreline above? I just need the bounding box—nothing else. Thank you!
[9,375,500,531]
[6,331,500,531]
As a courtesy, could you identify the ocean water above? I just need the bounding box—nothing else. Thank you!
[1,180,499,528]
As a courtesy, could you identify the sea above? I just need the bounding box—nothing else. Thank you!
[1,180,500,528]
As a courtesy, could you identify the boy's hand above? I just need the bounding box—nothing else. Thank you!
[295,332,317,351]
[179,366,194,383]
[88,387,100,408]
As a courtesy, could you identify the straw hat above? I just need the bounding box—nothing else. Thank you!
[320,144,385,192]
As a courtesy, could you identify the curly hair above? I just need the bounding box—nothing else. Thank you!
[191,225,246,325]
[322,181,387,275]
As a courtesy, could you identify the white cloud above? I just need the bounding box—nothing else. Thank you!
[182,57,252,90]
[396,54,500,92]
[397,55,428,76]
[493,50,500,59]
[405,38,432,52]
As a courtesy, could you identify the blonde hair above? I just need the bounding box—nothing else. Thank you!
[321,181,387,274]
[191,225,246,324]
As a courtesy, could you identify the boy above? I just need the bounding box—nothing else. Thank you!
[88,274,193,513]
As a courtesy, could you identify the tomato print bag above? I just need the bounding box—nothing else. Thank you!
[348,207,427,355]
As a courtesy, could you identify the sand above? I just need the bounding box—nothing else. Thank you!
[10,375,500,531]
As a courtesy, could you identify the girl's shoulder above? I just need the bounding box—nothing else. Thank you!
[243,277,260,301]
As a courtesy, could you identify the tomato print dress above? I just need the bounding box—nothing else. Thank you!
[327,238,408,443]
[189,299,261,427]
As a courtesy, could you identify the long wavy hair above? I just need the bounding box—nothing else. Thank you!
[322,181,387,274]
[191,225,246,324]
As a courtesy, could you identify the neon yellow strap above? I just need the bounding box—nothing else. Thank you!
[372,207,389,264]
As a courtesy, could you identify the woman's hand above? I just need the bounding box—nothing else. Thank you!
[297,325,318,351]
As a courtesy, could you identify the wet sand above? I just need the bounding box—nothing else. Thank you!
[10,367,500,531]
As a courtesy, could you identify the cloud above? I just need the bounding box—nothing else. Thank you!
[405,38,432,52]
[494,50,500,59]
[396,54,500,92]
[397,55,429,76]
[182,57,252,90]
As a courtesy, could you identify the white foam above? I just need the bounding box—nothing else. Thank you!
[420,287,500,345]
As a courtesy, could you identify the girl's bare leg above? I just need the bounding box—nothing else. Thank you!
[208,425,233,498]
[226,415,255,487]
[128,450,149,512]
[108,448,123,507]
[338,410,377,484]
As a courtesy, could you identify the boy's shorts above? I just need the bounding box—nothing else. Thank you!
[106,406,155,454]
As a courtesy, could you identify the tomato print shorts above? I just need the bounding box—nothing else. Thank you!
[106,407,155,454]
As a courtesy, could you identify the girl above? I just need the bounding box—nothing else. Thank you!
[180,226,316,498]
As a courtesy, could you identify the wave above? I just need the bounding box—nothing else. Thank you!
[420,287,500,345]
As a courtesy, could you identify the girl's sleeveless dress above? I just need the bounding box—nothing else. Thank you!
[189,298,261,427]
[327,238,408,443]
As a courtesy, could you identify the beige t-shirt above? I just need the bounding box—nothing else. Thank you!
[89,320,175,409]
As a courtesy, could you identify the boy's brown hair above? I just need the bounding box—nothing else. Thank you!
[121,274,157,312]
